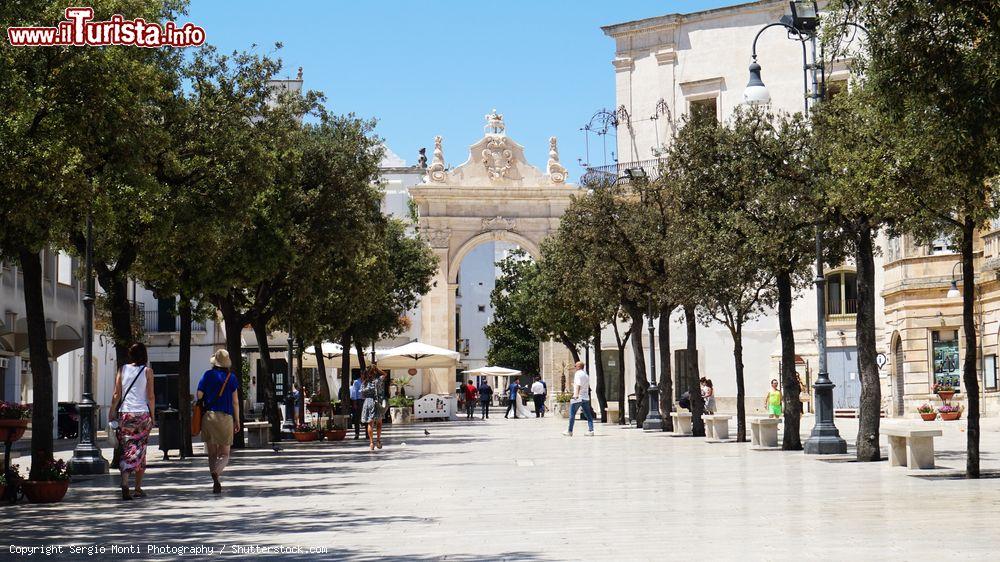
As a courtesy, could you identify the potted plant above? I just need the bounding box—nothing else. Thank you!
[21,459,71,503]
[933,383,956,402]
[938,403,963,421]
[291,422,319,442]
[553,392,572,419]
[325,414,349,441]
[389,395,414,425]
[0,402,31,443]
[306,392,332,415]
[917,403,937,421]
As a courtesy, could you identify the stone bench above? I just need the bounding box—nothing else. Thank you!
[244,421,270,449]
[750,417,781,449]
[669,412,692,435]
[703,414,732,442]
[880,426,943,469]
[606,404,621,424]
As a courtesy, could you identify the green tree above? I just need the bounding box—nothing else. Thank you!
[833,0,1000,478]
[485,251,541,376]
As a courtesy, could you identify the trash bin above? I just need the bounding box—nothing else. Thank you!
[628,394,637,425]
[157,407,182,460]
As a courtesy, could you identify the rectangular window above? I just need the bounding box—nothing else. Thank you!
[689,97,717,124]
[986,355,998,390]
[827,275,842,315]
[931,330,960,389]
[56,251,73,285]
[930,234,955,255]
[602,350,620,403]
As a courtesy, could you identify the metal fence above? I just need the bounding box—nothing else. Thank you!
[141,309,206,333]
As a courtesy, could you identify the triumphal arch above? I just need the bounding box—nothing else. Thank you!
[409,111,578,394]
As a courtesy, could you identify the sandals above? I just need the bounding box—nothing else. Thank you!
[132,487,145,498]
[121,486,132,500]
[369,442,375,451]
[376,439,382,449]
[211,473,222,494]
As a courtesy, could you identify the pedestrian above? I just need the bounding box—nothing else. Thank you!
[703,379,716,415]
[504,378,521,419]
[765,378,782,419]
[530,376,546,418]
[196,349,240,494]
[477,379,494,419]
[350,375,363,439]
[110,343,155,500]
[285,383,300,426]
[463,380,478,419]
[563,361,595,436]
[360,366,389,451]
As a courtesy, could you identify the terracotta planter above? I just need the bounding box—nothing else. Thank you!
[324,429,347,441]
[292,431,319,442]
[21,480,70,503]
[937,391,956,402]
[919,412,937,421]
[0,419,29,443]
[940,411,962,421]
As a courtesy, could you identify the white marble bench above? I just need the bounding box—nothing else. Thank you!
[703,414,732,442]
[880,426,943,469]
[669,412,693,435]
[244,421,270,448]
[750,417,781,449]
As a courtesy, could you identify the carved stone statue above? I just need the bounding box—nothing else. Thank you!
[418,147,427,169]
[484,109,505,135]
[296,66,303,80]
[428,136,446,182]
[482,136,513,180]
[547,136,567,184]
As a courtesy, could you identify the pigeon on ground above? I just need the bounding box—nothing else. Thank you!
[424,429,430,436]
[272,445,282,453]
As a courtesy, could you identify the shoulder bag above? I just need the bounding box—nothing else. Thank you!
[192,370,232,436]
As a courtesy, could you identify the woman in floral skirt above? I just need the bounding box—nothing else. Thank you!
[110,343,155,500]
[360,366,388,451]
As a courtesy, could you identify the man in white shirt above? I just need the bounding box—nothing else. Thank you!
[563,361,595,436]
[530,376,546,418]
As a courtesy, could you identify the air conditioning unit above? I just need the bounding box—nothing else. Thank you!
[0,357,9,369]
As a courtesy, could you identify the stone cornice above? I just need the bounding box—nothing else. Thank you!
[601,1,782,39]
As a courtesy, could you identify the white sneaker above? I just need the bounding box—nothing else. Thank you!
[585,431,595,437]
[562,431,573,437]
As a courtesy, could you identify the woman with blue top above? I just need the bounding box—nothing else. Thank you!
[196,349,240,494]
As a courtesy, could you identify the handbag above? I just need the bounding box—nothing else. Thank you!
[192,370,232,436]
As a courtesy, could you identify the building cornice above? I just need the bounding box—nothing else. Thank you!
[601,1,783,39]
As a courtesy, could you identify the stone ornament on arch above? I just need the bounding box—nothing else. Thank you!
[481,216,516,232]
[423,227,452,248]
[427,135,447,183]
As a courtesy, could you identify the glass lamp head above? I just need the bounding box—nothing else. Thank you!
[744,61,771,105]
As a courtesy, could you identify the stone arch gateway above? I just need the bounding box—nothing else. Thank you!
[409,112,579,394]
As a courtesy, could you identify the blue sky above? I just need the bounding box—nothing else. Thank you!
[186,0,743,179]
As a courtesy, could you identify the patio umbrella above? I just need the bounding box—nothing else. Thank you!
[302,342,366,369]
[462,365,522,377]
[375,341,460,369]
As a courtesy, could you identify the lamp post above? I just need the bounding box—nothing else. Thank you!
[624,167,663,431]
[69,212,109,474]
[744,1,856,454]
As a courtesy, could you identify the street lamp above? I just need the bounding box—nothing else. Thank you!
[69,212,109,474]
[623,166,663,431]
[745,1,853,455]
[947,263,962,298]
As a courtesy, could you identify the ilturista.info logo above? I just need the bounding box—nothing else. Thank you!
[7,7,205,47]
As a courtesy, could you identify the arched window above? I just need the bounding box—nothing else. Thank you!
[893,335,904,416]
[826,270,857,317]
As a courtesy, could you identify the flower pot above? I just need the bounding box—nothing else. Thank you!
[554,403,570,419]
[21,480,69,503]
[324,429,347,441]
[390,407,412,425]
[0,419,29,443]
[329,414,351,431]
[937,391,956,402]
[919,412,937,421]
[940,411,961,421]
[292,431,319,442]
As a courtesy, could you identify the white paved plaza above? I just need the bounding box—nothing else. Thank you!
[4,415,1000,560]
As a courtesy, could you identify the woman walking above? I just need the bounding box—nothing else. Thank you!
[196,349,240,494]
[110,343,155,500]
[360,366,388,451]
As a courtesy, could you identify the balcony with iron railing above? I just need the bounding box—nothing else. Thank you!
[827,297,858,318]
[583,158,668,183]
[142,309,206,333]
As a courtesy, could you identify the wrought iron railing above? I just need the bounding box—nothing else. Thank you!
[583,158,668,184]
[141,309,206,333]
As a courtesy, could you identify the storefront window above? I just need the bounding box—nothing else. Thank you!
[931,330,960,388]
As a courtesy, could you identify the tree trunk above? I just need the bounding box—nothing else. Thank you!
[251,316,282,441]
[627,306,648,428]
[560,334,581,364]
[684,304,705,437]
[339,332,352,405]
[961,219,980,478]
[96,268,133,367]
[217,296,246,448]
[612,321,627,426]
[178,295,193,458]
[732,324,747,443]
[593,324,608,422]
[296,338,305,426]
[314,340,332,403]
[658,303,674,432]
[19,250,54,480]
[855,220,881,461]
[777,270,802,450]
[355,340,367,371]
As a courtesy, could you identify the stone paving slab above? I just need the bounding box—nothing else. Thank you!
[2,416,999,561]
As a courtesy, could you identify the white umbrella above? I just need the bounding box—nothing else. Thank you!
[302,342,365,369]
[462,365,521,377]
[376,341,460,369]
